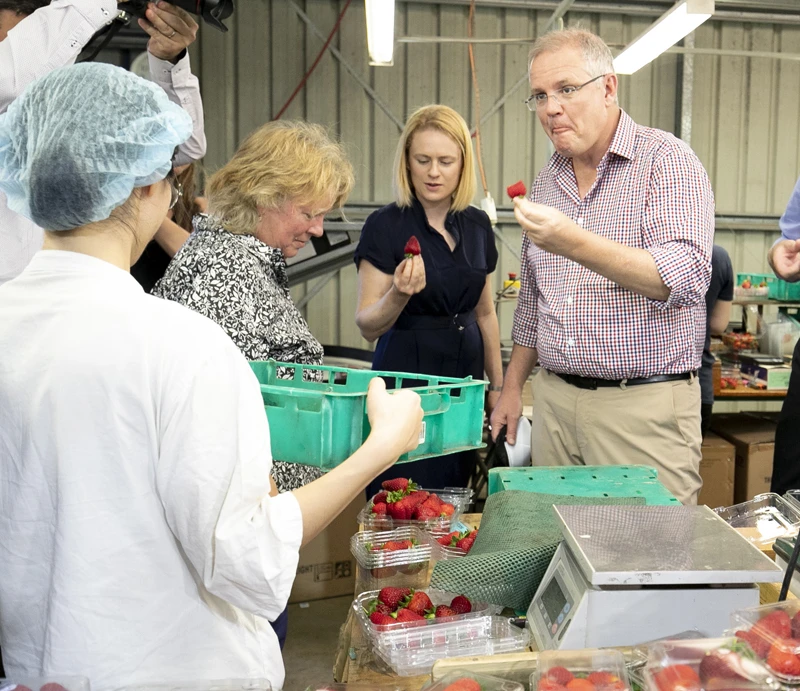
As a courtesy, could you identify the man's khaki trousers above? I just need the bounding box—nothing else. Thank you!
[529,369,703,505]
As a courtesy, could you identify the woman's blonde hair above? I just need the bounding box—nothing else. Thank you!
[207,120,354,235]
[393,105,476,212]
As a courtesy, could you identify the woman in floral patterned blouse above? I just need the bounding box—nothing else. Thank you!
[153,120,354,493]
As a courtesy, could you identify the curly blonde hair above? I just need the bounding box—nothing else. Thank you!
[394,105,476,212]
[207,120,355,236]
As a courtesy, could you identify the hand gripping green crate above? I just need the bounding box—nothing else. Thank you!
[248,360,486,470]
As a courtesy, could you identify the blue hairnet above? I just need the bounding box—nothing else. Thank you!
[0,62,193,231]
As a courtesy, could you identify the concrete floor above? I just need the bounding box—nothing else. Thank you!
[282,595,352,691]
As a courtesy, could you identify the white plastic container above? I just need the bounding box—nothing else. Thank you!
[350,526,435,594]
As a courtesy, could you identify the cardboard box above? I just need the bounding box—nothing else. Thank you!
[710,413,776,503]
[289,495,361,603]
[698,432,735,509]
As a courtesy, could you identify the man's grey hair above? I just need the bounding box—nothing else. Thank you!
[528,27,616,79]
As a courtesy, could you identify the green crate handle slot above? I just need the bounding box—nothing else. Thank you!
[248,360,487,469]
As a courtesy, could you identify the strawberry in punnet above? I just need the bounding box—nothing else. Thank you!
[506,180,527,200]
[736,629,770,659]
[371,501,387,515]
[373,490,389,504]
[415,505,441,520]
[406,591,434,616]
[440,502,455,517]
[437,531,460,546]
[450,594,472,614]
[373,600,393,615]
[396,607,425,622]
[766,639,800,677]
[369,611,396,627]
[546,668,574,686]
[435,604,457,618]
[382,477,413,493]
[442,679,481,691]
[456,530,477,553]
[538,679,568,691]
[587,673,616,686]
[566,680,595,691]
[756,610,792,639]
[378,586,411,610]
[404,236,422,259]
[793,611,800,640]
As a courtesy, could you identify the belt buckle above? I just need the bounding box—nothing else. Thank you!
[453,313,464,331]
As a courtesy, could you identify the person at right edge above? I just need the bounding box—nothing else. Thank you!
[490,28,714,505]
[769,175,800,496]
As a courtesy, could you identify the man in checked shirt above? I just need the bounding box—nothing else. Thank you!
[491,28,714,504]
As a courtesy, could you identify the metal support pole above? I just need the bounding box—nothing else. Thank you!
[287,1,405,132]
[679,33,695,147]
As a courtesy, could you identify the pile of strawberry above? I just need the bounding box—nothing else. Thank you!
[436,529,478,554]
[366,587,472,627]
[735,608,800,677]
[366,538,425,578]
[538,668,626,691]
[370,478,456,521]
[12,685,70,691]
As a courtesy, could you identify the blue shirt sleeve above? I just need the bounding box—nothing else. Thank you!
[780,176,800,241]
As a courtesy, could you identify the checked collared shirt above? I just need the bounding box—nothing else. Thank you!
[512,110,714,380]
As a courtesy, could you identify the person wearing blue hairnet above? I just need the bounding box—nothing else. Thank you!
[0,63,424,691]
[0,0,207,286]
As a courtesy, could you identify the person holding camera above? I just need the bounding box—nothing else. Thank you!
[0,0,206,286]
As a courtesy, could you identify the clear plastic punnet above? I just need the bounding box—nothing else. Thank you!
[532,649,630,691]
[373,616,530,677]
[302,685,403,691]
[643,636,778,691]
[359,487,474,533]
[354,588,494,650]
[420,670,525,691]
[350,526,435,594]
[730,600,800,684]
[714,493,800,548]
[1,678,90,691]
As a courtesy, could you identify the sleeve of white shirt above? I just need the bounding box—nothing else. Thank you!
[155,327,302,621]
[148,52,207,165]
[0,0,117,114]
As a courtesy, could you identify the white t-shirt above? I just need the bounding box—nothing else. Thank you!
[0,251,302,691]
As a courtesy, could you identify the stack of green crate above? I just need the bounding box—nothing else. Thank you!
[769,279,800,302]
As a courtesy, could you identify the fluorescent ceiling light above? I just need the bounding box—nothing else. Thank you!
[613,0,714,75]
[365,0,395,66]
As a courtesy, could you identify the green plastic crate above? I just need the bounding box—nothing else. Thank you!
[249,360,486,469]
[487,465,679,505]
[769,279,800,302]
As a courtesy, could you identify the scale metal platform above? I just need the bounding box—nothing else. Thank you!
[527,505,783,650]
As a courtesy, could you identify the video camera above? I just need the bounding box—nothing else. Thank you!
[117,0,234,32]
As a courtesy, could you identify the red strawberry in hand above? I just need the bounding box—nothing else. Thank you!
[506,180,527,200]
[404,236,421,259]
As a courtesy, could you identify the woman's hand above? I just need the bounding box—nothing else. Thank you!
[366,378,423,458]
[393,255,426,296]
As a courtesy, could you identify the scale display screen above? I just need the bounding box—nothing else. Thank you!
[542,575,567,623]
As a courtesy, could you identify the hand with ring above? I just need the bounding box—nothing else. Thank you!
[139,1,199,63]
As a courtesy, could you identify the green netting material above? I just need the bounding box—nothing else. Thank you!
[430,490,646,612]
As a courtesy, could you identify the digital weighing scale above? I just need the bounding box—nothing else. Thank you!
[527,505,782,650]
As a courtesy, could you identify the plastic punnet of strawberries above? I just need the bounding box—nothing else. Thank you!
[371,478,457,521]
[734,606,800,680]
[365,537,426,578]
[537,667,627,691]
[436,529,478,554]
[646,637,778,691]
[366,587,473,628]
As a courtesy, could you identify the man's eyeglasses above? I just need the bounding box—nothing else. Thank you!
[524,74,607,112]
[167,169,183,210]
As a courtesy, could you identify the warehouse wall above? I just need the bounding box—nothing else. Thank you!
[189,1,800,364]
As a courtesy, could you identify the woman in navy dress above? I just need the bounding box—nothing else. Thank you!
[354,104,503,493]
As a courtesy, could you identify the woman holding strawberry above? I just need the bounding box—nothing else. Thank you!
[354,104,503,492]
